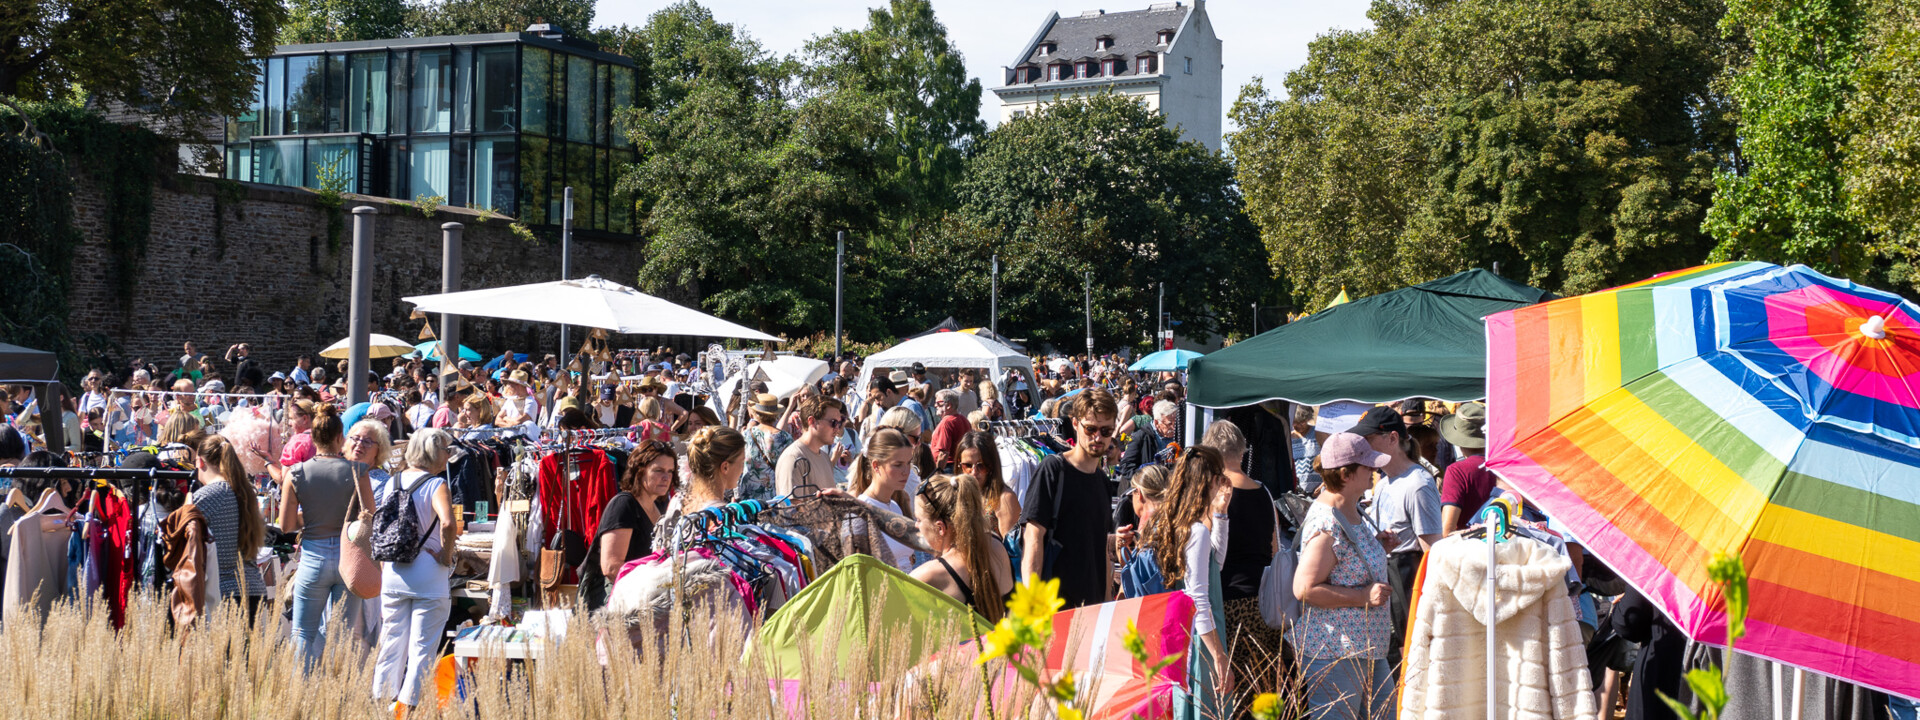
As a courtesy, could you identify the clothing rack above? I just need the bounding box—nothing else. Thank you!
[0,465,195,481]
[983,418,1062,437]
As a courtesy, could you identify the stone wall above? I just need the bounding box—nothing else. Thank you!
[66,172,685,380]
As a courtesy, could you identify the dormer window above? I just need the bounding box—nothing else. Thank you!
[1137,53,1158,74]
[1077,61,1092,79]
[1157,30,1174,44]
[1038,42,1056,57]
[1095,36,1113,51]
[1049,63,1065,81]
[1102,58,1119,75]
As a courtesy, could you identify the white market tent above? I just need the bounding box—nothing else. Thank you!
[402,275,782,343]
[850,332,1036,413]
[715,355,830,402]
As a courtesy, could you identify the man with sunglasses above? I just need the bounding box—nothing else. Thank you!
[775,394,846,495]
[1021,388,1124,609]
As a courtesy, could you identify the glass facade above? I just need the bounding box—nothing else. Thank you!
[224,33,640,236]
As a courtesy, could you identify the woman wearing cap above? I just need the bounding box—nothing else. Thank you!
[592,383,634,428]
[738,393,791,503]
[1293,432,1394,720]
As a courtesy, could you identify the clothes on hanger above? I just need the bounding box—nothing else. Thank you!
[1399,534,1599,720]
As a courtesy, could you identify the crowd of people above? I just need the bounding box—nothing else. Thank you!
[2,339,1908,720]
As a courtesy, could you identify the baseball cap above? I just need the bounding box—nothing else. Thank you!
[1320,432,1390,469]
[1351,405,1407,437]
[599,385,617,400]
[1313,400,1369,435]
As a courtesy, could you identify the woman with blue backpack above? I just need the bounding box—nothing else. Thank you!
[369,427,457,714]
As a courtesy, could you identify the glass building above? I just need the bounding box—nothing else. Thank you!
[224,28,640,236]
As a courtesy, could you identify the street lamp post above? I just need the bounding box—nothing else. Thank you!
[1084,270,1093,356]
[835,230,844,360]
[990,253,999,336]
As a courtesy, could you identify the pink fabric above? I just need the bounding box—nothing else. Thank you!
[280,431,314,466]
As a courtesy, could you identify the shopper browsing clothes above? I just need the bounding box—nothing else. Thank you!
[1294,432,1394,720]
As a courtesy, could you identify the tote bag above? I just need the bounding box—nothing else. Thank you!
[1257,485,1300,629]
[334,465,382,599]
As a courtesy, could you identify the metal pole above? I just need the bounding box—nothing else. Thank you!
[990,253,999,336]
[1252,302,1259,336]
[560,187,572,363]
[835,230,844,360]
[1158,282,1165,349]
[1084,270,1093,356]
[440,222,463,384]
[348,206,375,406]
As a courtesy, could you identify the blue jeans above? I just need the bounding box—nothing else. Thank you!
[290,536,348,668]
[1890,696,1918,720]
[1301,656,1392,720]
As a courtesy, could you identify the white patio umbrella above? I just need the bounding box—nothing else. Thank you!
[319,333,416,360]
[402,275,781,343]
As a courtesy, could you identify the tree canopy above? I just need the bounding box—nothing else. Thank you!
[1231,0,1737,304]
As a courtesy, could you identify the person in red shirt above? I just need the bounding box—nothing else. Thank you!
[1437,401,1496,534]
[928,389,972,473]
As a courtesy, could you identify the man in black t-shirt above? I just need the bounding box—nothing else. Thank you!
[1021,388,1126,608]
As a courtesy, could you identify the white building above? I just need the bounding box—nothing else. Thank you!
[991,1,1222,151]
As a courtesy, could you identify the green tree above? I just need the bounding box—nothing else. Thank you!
[0,0,284,143]
[406,0,593,37]
[620,4,885,337]
[1842,0,1920,291]
[1232,0,1737,304]
[280,0,406,44]
[1703,0,1871,277]
[948,93,1265,349]
[806,0,983,233]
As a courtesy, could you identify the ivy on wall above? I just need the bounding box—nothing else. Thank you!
[30,103,165,299]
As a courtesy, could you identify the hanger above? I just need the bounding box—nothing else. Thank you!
[5,486,28,511]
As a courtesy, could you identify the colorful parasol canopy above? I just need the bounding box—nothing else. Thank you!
[1484,262,1920,699]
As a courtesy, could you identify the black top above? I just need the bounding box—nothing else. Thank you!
[937,556,978,614]
[596,492,657,564]
[1020,453,1115,609]
[1221,486,1275,601]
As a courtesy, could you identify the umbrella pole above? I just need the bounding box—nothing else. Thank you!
[1487,528,1497,720]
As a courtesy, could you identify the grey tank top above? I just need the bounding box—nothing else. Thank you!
[292,456,361,540]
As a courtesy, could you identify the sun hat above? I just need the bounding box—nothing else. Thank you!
[1320,431,1389,469]
[749,392,781,422]
[888,370,910,385]
[1438,401,1488,449]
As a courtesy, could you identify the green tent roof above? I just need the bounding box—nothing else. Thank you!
[750,554,990,681]
[1188,269,1553,408]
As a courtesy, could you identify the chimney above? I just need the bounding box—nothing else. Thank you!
[1079,9,1105,18]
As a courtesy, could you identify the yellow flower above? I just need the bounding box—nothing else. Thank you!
[1008,574,1065,624]
[1121,618,1148,663]
[1250,692,1280,720]
[1055,703,1083,720]
[1049,670,1077,702]
[976,621,1021,665]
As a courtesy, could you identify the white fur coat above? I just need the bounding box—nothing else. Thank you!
[1399,535,1598,720]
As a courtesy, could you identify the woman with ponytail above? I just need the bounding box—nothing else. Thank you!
[1139,445,1235,703]
[192,433,269,618]
[910,473,1014,622]
[849,428,916,571]
[279,403,373,665]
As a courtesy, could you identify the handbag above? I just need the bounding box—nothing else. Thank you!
[332,464,382,599]
[1256,485,1299,629]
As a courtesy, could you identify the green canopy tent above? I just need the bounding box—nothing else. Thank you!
[1187,269,1554,408]
[751,554,989,681]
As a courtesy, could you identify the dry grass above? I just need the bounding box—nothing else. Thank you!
[0,590,1068,720]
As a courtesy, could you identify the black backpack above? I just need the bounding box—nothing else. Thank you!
[371,474,440,563]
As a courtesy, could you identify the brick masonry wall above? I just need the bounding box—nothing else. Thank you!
[66,171,687,380]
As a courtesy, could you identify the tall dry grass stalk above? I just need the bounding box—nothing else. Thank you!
[0,588,1070,719]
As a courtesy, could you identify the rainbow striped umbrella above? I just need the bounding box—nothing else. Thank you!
[1484,261,1920,699]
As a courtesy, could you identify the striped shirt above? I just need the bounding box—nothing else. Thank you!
[190,481,266,597]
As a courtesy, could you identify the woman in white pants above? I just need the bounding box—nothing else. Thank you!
[371,428,457,711]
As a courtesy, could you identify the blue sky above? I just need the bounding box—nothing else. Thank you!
[593,0,1377,135]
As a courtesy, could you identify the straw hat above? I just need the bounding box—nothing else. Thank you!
[749,392,781,423]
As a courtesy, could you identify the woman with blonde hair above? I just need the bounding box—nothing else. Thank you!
[1140,445,1235,705]
[910,473,1014,621]
[370,427,457,713]
[878,406,933,485]
[456,392,494,428]
[650,427,747,553]
[191,433,269,617]
[849,428,916,571]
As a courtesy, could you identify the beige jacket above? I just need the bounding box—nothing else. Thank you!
[1399,535,1598,720]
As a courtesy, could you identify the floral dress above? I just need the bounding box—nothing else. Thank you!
[1293,502,1392,660]
[737,424,792,503]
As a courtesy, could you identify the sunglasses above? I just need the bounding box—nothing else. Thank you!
[956,459,984,473]
[821,417,845,429]
[1079,423,1116,438]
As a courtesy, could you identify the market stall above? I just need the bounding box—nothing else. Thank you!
[849,332,1036,412]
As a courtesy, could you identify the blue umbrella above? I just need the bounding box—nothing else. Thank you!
[1128,348,1203,372]
[412,340,482,362]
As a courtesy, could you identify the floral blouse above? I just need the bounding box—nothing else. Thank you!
[1293,502,1392,660]
[738,424,792,503]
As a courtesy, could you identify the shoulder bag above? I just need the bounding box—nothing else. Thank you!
[337,463,383,599]
[1256,484,1299,629]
